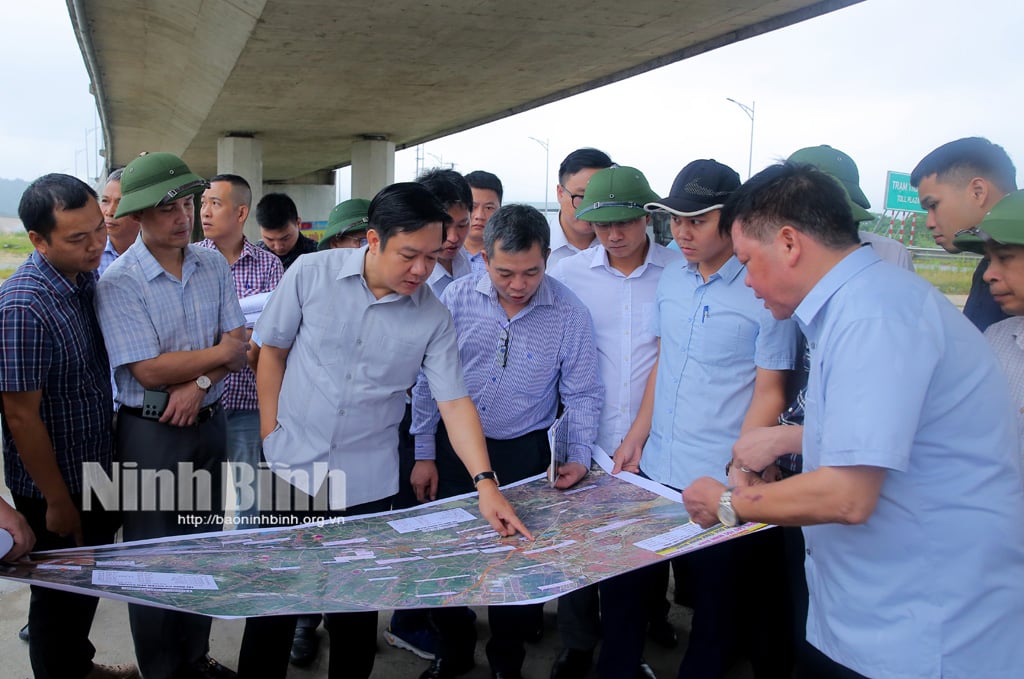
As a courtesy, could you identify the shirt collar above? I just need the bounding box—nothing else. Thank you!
[794,246,880,331]
[683,254,743,283]
[131,234,202,282]
[30,250,89,297]
[102,237,118,257]
[474,271,554,311]
[337,246,425,306]
[589,238,675,277]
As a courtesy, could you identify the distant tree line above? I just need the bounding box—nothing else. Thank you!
[0,178,31,217]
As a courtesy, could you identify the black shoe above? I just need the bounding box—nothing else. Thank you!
[550,648,592,679]
[289,623,320,667]
[18,623,29,642]
[637,660,657,679]
[419,656,475,679]
[189,655,237,679]
[647,617,678,649]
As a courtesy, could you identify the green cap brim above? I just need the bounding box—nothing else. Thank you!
[575,205,650,223]
[951,233,986,254]
[115,173,207,218]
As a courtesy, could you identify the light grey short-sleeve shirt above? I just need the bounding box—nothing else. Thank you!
[256,246,466,507]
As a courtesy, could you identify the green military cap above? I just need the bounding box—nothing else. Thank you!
[115,152,208,218]
[575,166,660,223]
[319,199,371,251]
[788,145,874,223]
[953,190,1024,254]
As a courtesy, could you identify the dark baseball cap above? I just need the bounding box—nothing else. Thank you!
[645,159,740,217]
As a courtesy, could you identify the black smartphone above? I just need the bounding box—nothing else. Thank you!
[142,389,170,420]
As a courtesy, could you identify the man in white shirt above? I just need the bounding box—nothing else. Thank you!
[547,148,614,267]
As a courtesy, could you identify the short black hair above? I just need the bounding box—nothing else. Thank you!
[255,192,299,230]
[18,173,98,242]
[464,170,504,202]
[910,137,1017,193]
[209,173,253,209]
[726,162,859,250]
[368,182,452,251]
[415,168,472,212]
[558,148,614,185]
[484,204,550,260]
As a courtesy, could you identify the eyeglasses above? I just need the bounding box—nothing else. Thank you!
[560,184,586,210]
[342,235,369,247]
[954,226,996,243]
[496,326,510,368]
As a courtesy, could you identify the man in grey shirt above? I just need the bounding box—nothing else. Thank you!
[237,182,531,679]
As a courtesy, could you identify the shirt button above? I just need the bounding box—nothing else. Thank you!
[481,406,487,412]
[338,409,345,416]
[806,548,812,556]
[346,374,352,380]
[356,339,362,345]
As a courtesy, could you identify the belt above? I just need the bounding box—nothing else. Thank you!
[120,401,221,424]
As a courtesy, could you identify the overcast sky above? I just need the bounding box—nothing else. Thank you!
[2,0,1021,212]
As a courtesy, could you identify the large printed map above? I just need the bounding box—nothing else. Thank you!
[0,457,767,619]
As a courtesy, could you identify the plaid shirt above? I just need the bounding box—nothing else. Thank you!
[777,335,810,475]
[197,238,283,411]
[0,252,114,497]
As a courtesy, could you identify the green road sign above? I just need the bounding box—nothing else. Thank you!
[885,171,925,213]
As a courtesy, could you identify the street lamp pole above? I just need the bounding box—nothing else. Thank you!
[528,136,550,214]
[726,98,755,179]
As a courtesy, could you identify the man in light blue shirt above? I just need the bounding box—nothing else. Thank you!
[685,162,1024,678]
[96,152,248,679]
[241,183,530,679]
[608,160,798,678]
[409,204,601,679]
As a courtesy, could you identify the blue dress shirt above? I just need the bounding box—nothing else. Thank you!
[641,255,797,489]
[796,246,1024,678]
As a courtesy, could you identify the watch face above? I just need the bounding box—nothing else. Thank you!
[196,375,212,390]
[717,504,738,527]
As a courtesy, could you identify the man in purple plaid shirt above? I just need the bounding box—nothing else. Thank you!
[198,174,283,524]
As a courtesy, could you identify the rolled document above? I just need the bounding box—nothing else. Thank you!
[240,291,273,328]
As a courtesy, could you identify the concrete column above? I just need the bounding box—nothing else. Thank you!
[217,135,263,242]
[350,139,395,199]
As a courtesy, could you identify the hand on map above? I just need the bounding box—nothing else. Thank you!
[411,460,439,503]
[552,462,588,489]
[477,483,534,540]
[611,434,644,475]
[0,499,35,560]
[681,476,728,529]
[160,380,204,427]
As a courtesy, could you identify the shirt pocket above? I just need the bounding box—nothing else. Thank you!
[310,321,348,367]
[363,335,423,391]
[699,318,756,367]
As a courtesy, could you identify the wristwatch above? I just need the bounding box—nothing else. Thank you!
[472,471,500,488]
[195,375,212,392]
[717,488,740,527]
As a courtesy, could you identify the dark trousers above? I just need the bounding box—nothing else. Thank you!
[600,528,794,679]
[117,408,226,679]
[429,425,551,673]
[13,492,119,679]
[237,479,392,679]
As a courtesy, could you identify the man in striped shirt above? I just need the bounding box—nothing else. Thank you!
[197,174,283,524]
[410,204,602,679]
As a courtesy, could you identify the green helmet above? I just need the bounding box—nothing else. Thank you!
[115,152,208,218]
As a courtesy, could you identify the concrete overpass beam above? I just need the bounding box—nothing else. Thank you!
[351,139,395,199]
[217,135,264,242]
